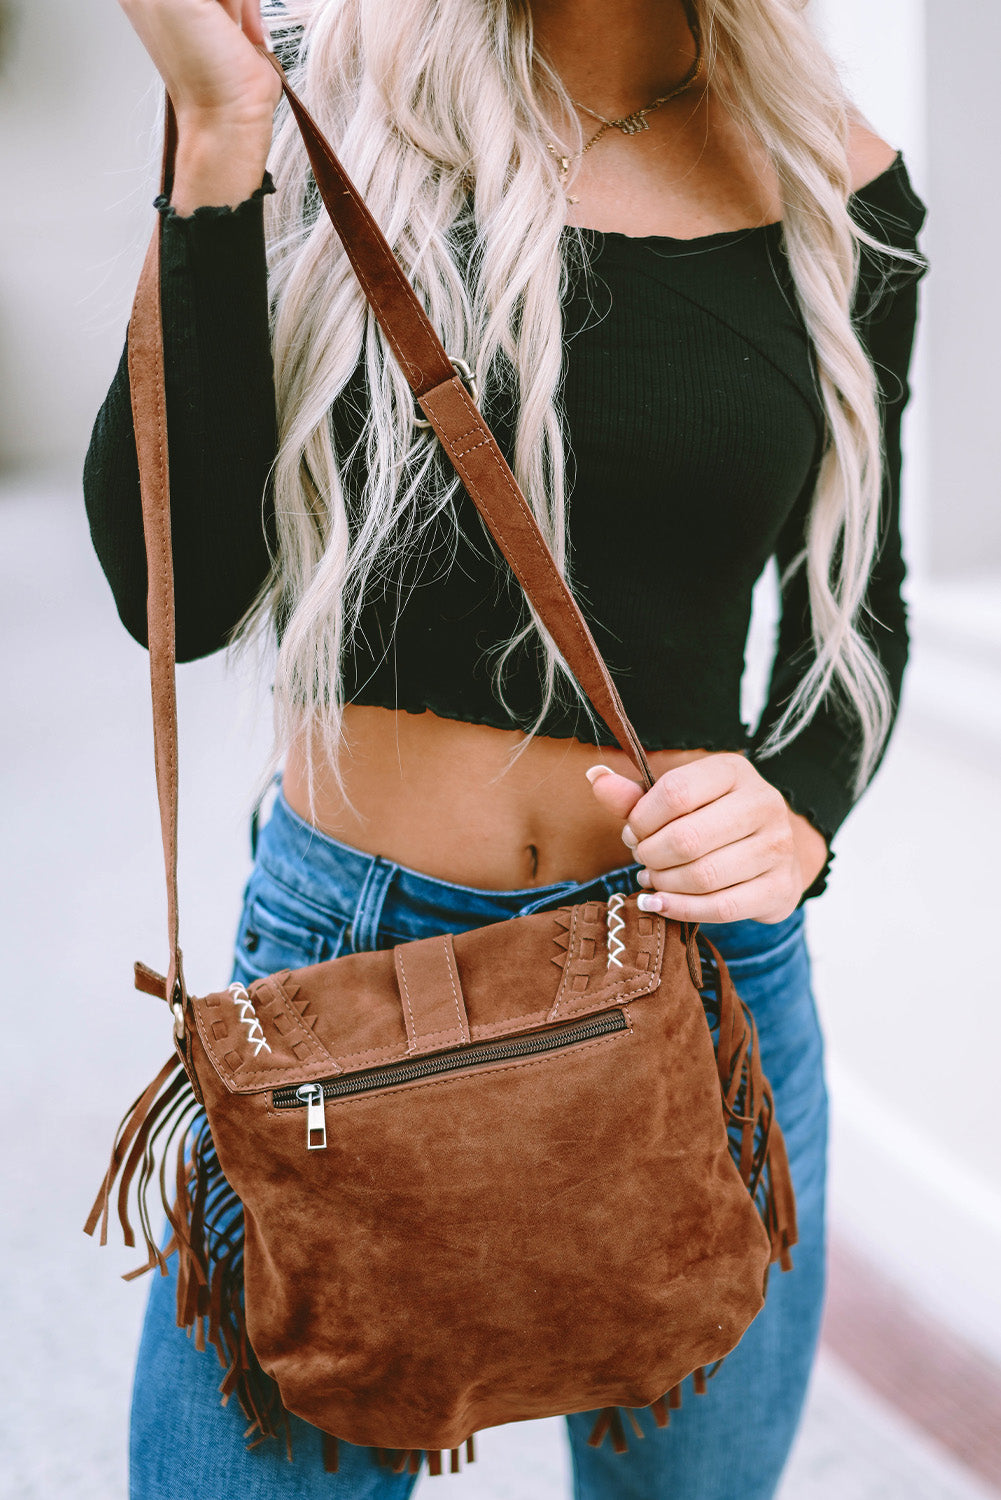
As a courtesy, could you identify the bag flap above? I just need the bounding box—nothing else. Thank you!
[190,897,679,1096]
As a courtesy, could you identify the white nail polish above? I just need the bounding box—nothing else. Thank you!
[585,764,615,785]
[637,893,662,914]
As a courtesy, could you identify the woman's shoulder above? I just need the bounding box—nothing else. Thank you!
[844,118,928,332]
[847,116,899,193]
[847,114,927,244]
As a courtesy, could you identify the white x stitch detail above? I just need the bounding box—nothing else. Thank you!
[228,982,272,1057]
[606,893,627,969]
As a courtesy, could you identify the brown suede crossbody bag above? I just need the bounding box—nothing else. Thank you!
[86,53,797,1478]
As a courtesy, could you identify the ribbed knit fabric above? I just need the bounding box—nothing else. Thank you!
[84,179,279,662]
[83,157,927,898]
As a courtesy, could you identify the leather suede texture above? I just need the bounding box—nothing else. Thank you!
[185,897,771,1451]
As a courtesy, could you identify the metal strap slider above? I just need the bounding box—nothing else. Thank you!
[414,356,479,429]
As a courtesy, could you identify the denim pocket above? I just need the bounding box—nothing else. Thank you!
[233,887,351,986]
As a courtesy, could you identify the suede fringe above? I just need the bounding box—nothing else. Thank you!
[587,1378,692,1451]
[374,1436,475,1476]
[698,936,799,1271]
[588,937,800,1455]
[83,1069,482,1477]
[83,1050,290,1451]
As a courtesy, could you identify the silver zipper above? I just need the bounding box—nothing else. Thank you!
[275,1009,628,1151]
[297,1083,327,1150]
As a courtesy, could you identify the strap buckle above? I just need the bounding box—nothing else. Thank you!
[414,356,479,429]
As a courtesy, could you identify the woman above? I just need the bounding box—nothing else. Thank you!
[84,0,927,1495]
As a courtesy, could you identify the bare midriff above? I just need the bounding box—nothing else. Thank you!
[282,705,713,890]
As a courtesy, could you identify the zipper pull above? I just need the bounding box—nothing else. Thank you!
[296,1083,327,1150]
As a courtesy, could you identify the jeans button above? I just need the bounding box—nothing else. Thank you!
[244,930,259,952]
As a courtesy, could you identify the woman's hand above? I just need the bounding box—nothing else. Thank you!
[118,0,283,210]
[119,0,281,126]
[586,754,828,924]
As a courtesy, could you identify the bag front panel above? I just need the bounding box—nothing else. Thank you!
[191,908,770,1450]
[190,900,669,1095]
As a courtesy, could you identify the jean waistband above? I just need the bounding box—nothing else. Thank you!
[253,783,805,958]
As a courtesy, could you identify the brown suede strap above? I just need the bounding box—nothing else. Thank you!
[128,57,655,996]
[394,934,472,1054]
[130,102,185,1008]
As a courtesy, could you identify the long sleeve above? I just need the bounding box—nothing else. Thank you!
[749,169,929,898]
[82,177,279,662]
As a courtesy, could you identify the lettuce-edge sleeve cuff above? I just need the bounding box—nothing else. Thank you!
[747,731,859,902]
[154,170,276,223]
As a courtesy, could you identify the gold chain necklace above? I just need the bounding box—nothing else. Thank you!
[545,22,704,205]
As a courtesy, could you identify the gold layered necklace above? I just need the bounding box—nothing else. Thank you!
[545,14,704,205]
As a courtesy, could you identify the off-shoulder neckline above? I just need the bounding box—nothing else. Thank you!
[562,150,911,247]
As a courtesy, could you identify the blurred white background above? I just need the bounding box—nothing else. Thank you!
[1,1,999,1496]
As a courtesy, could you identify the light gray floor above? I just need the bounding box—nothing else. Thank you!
[1,481,994,1498]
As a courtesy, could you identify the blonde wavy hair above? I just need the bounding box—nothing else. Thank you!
[238,0,919,806]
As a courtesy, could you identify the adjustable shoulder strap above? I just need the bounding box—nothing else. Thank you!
[128,57,654,998]
[130,104,185,1008]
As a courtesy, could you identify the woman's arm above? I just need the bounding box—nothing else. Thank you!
[83,0,287,658]
[746,161,929,897]
[83,182,279,660]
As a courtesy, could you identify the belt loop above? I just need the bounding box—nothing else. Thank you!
[249,772,282,861]
[349,856,397,954]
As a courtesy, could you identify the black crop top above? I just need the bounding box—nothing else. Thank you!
[83,154,927,898]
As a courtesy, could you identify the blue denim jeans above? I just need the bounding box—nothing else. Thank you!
[131,786,828,1500]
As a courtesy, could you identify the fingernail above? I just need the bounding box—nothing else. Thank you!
[585,764,615,785]
[622,824,636,848]
[636,868,652,888]
[637,893,664,914]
